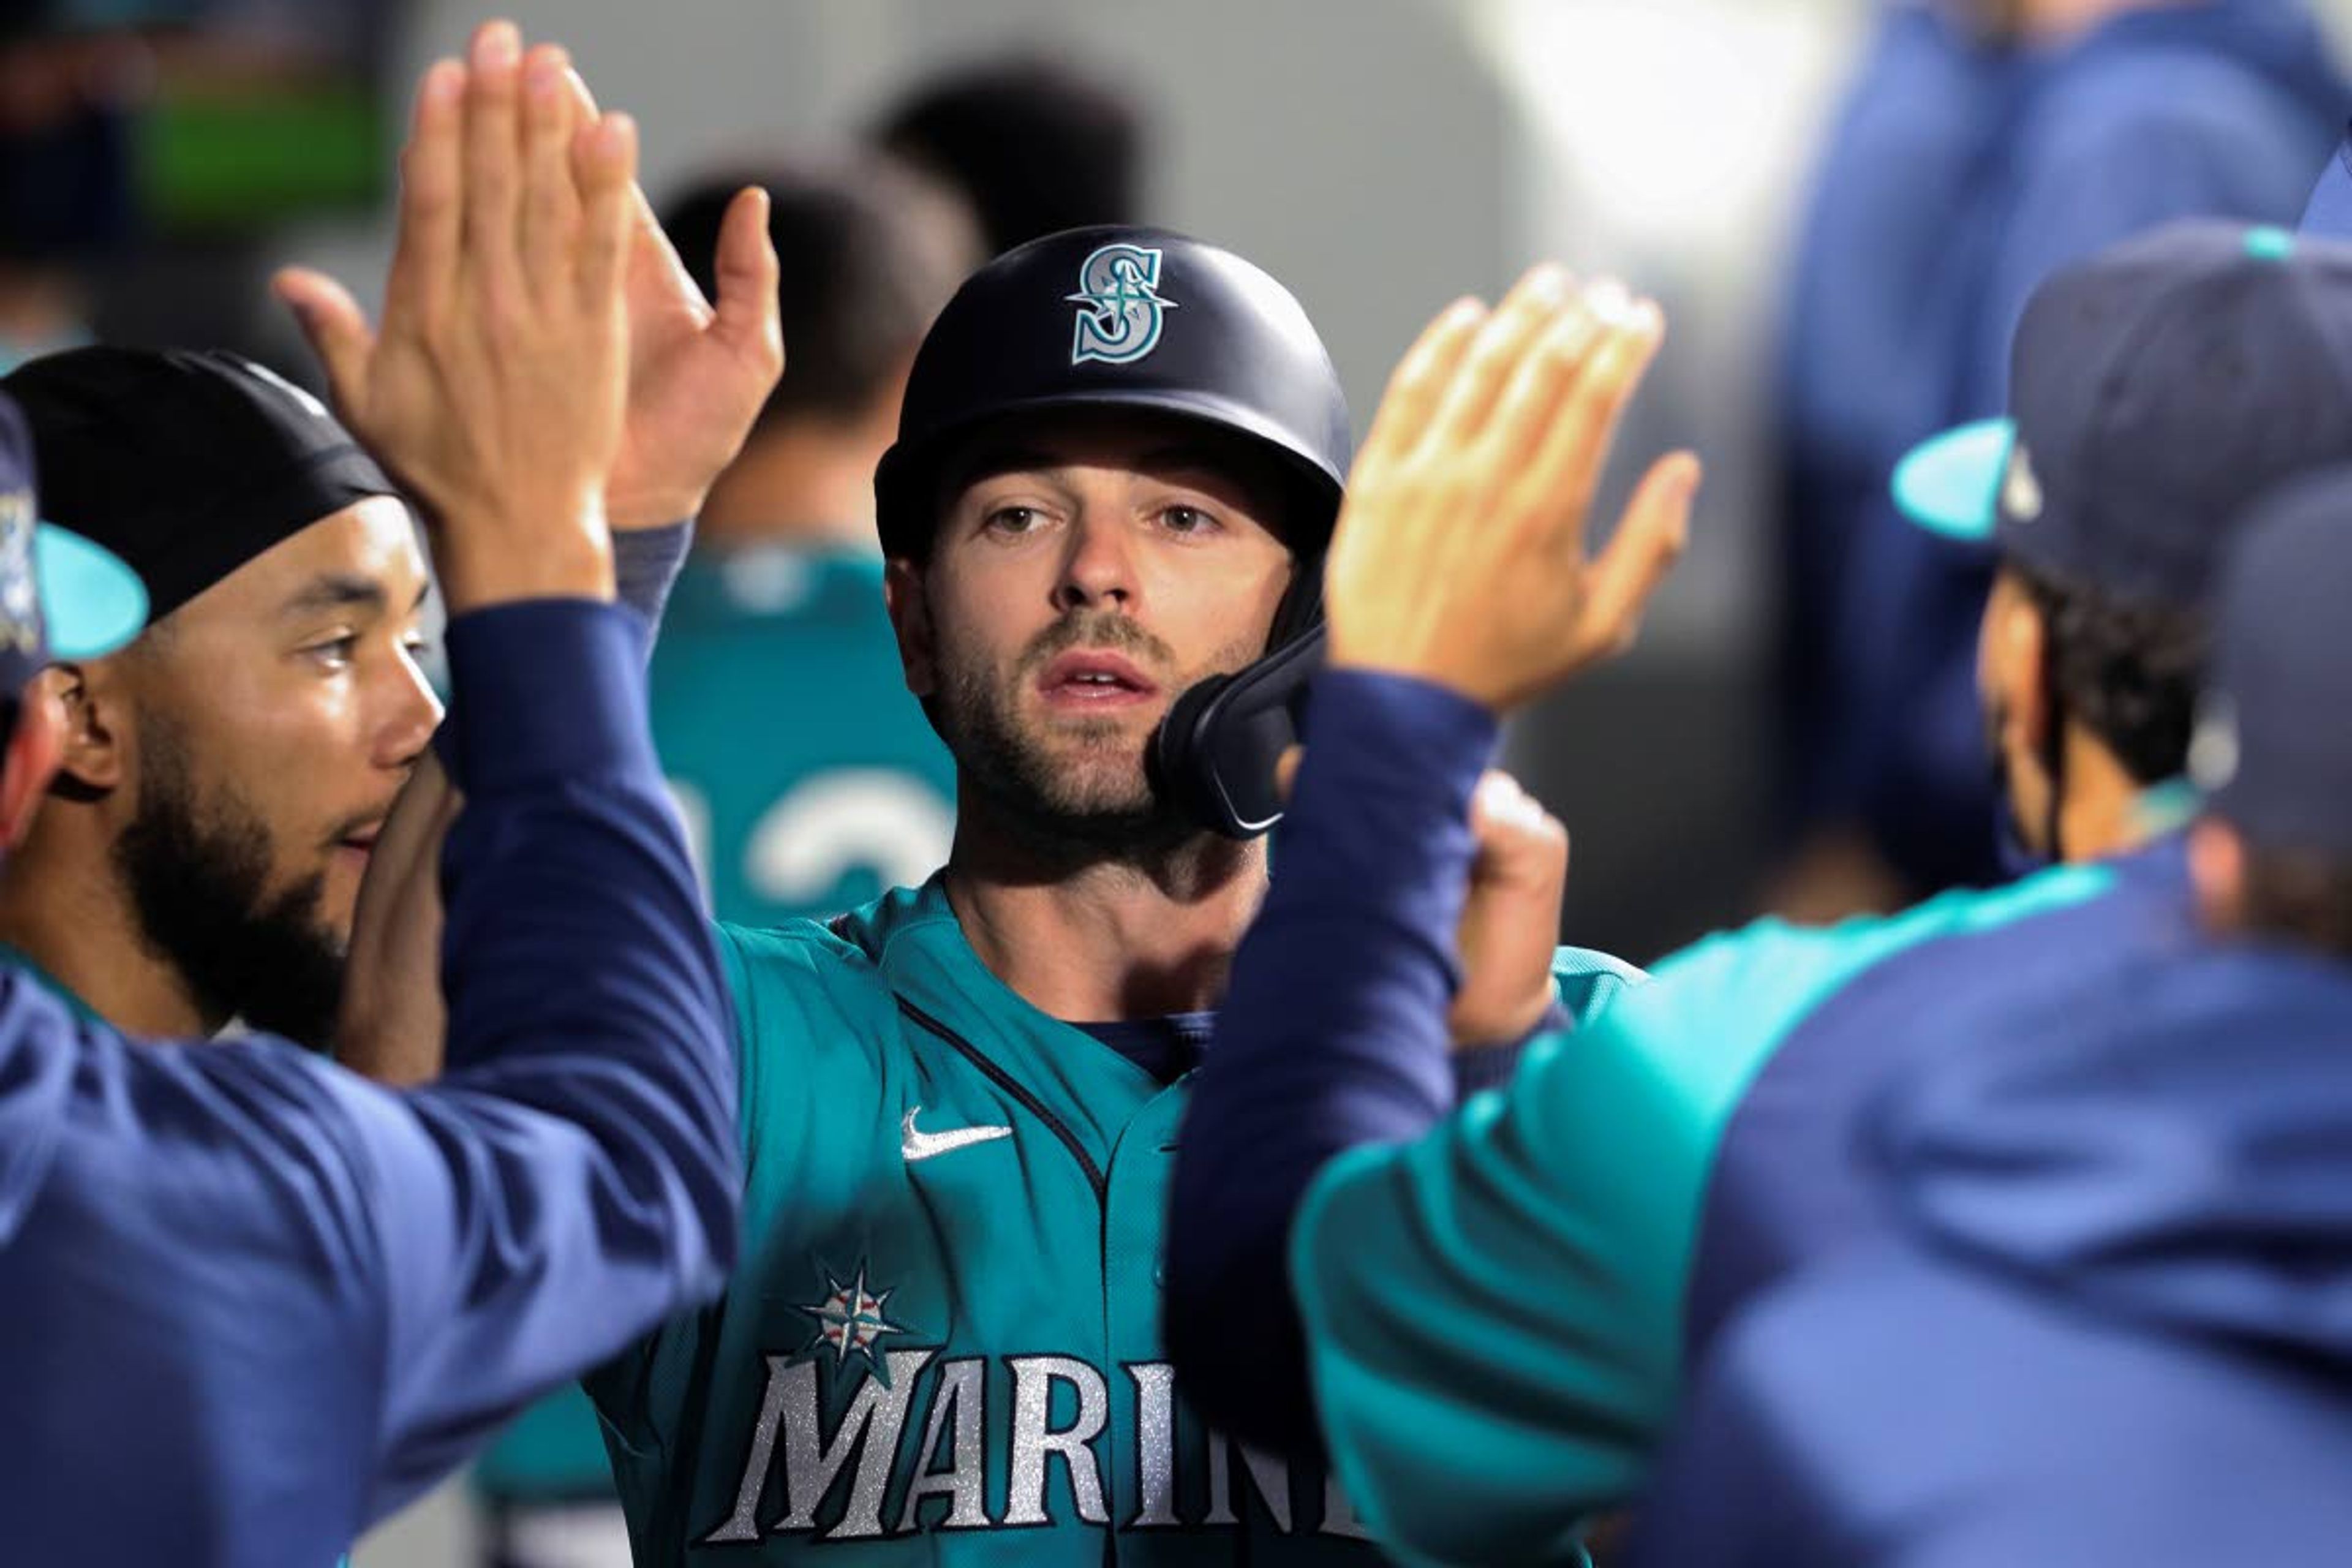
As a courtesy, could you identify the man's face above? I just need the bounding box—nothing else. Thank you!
[107,497,440,1041]
[894,412,1297,837]
[1977,564,2054,854]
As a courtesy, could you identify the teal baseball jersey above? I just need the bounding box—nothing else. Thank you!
[1284,850,2184,1567]
[652,548,957,927]
[589,876,1640,1562]
[478,548,955,1511]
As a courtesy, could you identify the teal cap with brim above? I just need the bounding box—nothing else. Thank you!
[1891,417,2014,543]
[34,523,146,660]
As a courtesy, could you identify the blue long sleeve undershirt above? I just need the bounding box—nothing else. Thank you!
[1167,667,1499,1454]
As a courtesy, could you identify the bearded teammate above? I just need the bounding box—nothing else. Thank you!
[567,231,1649,1562]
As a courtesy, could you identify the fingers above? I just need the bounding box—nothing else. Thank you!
[385,58,465,328]
[1470,770,1560,845]
[1521,297,1666,541]
[1427,264,1574,450]
[712,186,783,378]
[517,43,580,295]
[1485,281,1615,471]
[1577,451,1701,662]
[573,111,638,312]
[459,21,525,304]
[272,267,374,413]
[1273,745,1303,804]
[1355,296,1485,480]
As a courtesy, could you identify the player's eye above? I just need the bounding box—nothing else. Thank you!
[1158,504,1221,537]
[301,635,359,671]
[982,505,1049,537]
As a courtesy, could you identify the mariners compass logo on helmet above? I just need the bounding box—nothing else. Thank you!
[1067,242,1177,366]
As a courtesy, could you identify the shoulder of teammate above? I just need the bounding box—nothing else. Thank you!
[1280,861,2127,1558]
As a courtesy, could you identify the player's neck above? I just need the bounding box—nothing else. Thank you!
[693,419,892,555]
[1999,0,2181,48]
[2053,721,2153,864]
[0,817,215,1038]
[943,815,1267,1022]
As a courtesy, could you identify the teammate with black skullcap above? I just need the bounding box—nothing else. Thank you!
[0,18,751,1562]
[579,228,1643,1562]
[0,345,436,1046]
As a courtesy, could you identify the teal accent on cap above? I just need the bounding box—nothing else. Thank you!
[2245,225,2296,262]
[1892,417,2013,542]
[34,523,148,659]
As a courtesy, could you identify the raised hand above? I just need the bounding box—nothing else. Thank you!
[273,21,636,611]
[560,70,784,532]
[1449,770,1570,1049]
[1324,266,1702,712]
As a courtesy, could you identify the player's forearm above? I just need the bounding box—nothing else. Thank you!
[1168,667,1493,1450]
[368,601,739,1468]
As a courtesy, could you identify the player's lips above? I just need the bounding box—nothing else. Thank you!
[333,817,388,863]
[1036,650,1159,707]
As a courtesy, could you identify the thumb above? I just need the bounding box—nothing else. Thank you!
[1578,450,1700,662]
[713,184,783,374]
[271,268,374,417]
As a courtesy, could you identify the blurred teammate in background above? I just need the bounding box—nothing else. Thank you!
[869,51,1146,256]
[1769,0,2343,918]
[469,151,979,1568]
[1634,466,2352,1568]
[650,153,976,926]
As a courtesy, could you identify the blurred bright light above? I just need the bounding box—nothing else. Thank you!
[1469,0,1851,254]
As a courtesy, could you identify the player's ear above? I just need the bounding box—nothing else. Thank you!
[41,660,129,798]
[2187,815,2249,935]
[884,557,938,699]
[1980,570,2051,756]
[0,678,67,849]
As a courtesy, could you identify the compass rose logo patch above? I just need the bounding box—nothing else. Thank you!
[797,1261,910,1373]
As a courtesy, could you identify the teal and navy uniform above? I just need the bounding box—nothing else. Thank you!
[1169,671,2189,1567]
[478,543,957,1520]
[587,874,1639,1563]
[652,548,956,925]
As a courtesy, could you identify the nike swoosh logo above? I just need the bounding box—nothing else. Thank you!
[902,1107,1014,1163]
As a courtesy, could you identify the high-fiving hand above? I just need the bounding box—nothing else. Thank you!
[1325,266,1700,712]
[273,21,638,611]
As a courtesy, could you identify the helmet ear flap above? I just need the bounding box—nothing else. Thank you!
[1149,624,1325,840]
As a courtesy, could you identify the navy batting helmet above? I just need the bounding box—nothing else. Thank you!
[875,225,1353,840]
[873,224,1352,588]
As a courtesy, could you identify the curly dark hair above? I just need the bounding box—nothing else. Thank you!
[2010,560,2211,786]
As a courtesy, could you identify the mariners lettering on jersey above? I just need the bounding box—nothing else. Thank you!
[1068,244,1176,367]
[701,1267,1369,1545]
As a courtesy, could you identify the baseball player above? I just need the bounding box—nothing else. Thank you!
[0,28,781,1078]
[1631,464,2352,1567]
[1167,221,2352,1566]
[560,230,1651,1564]
[0,25,753,1563]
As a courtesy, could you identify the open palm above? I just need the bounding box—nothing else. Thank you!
[607,183,783,530]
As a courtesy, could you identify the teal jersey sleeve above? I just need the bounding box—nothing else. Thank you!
[1548,943,1648,1023]
[1288,870,2113,1567]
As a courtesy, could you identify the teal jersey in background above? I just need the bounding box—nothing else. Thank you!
[1289,858,2141,1567]
[590,879,1638,1563]
[475,547,955,1516]
[654,547,956,927]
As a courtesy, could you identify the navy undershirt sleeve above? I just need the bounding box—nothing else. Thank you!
[1167,666,1496,1454]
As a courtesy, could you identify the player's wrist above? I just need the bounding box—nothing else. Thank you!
[434,500,618,611]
